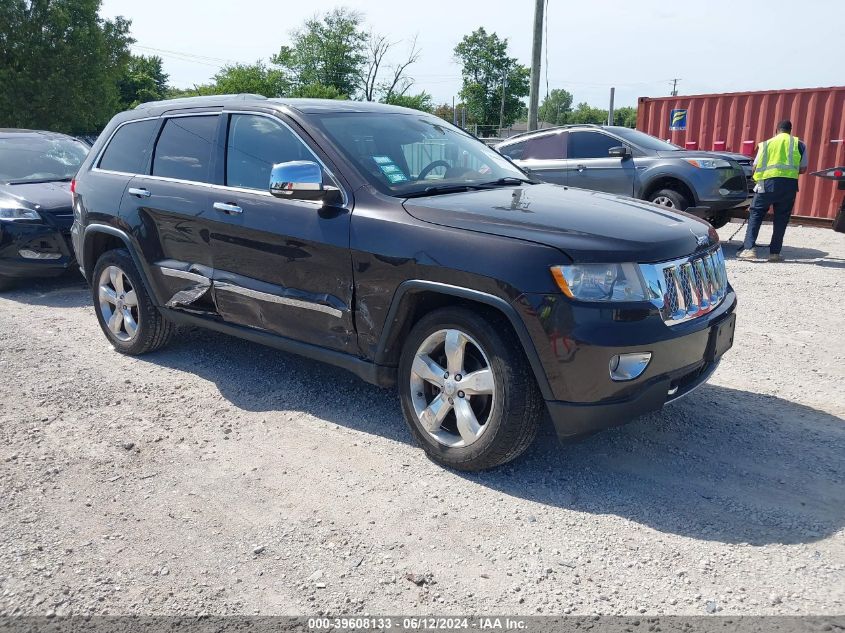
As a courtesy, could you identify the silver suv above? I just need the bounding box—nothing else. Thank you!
[496,125,752,228]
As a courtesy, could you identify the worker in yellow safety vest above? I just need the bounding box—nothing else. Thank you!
[739,120,807,262]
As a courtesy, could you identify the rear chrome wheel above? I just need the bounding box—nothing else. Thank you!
[652,195,675,207]
[98,265,139,342]
[410,328,495,448]
[92,249,174,355]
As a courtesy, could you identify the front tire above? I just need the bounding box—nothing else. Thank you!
[706,212,730,229]
[648,188,690,210]
[398,307,543,471]
[91,249,174,355]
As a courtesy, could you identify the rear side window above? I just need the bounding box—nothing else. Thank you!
[152,115,218,183]
[225,114,312,190]
[568,131,621,159]
[523,133,565,160]
[98,119,158,174]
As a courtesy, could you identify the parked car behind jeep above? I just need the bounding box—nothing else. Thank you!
[71,96,737,471]
[497,125,751,228]
[0,129,88,289]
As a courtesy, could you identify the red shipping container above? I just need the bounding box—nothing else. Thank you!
[685,141,698,150]
[637,86,845,223]
[713,140,726,152]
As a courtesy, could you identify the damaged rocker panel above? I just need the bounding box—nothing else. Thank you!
[215,281,343,319]
[156,264,343,319]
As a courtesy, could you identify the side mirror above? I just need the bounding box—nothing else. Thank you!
[608,146,631,159]
[269,160,342,204]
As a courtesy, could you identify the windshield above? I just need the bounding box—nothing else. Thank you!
[0,134,89,183]
[309,112,529,196]
[610,128,682,152]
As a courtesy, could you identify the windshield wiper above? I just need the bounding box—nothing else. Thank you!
[7,176,73,185]
[476,176,540,188]
[403,184,479,198]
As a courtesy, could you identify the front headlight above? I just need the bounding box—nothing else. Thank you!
[0,205,41,222]
[683,158,732,169]
[550,263,648,302]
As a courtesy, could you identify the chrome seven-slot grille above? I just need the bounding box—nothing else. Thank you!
[639,246,728,326]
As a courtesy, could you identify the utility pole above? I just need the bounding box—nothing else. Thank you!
[671,78,680,97]
[498,70,508,137]
[607,87,615,126]
[527,0,544,131]
[452,96,457,126]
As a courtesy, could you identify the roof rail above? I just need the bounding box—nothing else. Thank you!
[134,94,268,110]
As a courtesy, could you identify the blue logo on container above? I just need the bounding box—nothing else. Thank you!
[670,109,687,131]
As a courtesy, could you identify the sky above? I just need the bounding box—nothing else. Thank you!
[100,0,844,109]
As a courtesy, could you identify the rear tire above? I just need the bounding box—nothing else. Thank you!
[92,249,174,355]
[706,212,730,229]
[398,306,543,471]
[648,188,690,211]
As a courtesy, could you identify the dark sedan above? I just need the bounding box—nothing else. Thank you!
[0,129,88,289]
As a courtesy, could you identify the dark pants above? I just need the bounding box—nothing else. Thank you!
[743,178,798,254]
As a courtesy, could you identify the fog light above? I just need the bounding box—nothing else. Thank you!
[19,249,61,260]
[609,352,652,381]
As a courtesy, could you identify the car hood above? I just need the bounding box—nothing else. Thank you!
[402,183,716,263]
[0,181,73,212]
[656,149,750,164]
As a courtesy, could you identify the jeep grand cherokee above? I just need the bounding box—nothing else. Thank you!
[71,96,737,471]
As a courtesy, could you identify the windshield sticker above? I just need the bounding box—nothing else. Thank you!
[372,156,408,183]
[385,172,408,183]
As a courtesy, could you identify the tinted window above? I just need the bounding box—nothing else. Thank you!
[568,132,622,159]
[523,133,564,159]
[226,114,312,190]
[152,116,218,182]
[499,142,524,160]
[98,120,157,174]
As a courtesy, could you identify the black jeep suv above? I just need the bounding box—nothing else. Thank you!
[71,95,737,471]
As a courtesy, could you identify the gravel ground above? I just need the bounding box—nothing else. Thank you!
[0,222,843,618]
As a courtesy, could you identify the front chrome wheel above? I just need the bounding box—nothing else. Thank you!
[409,328,496,448]
[98,265,139,342]
[652,195,675,207]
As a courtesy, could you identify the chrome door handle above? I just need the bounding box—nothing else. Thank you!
[576,164,586,172]
[213,202,243,215]
[128,187,151,198]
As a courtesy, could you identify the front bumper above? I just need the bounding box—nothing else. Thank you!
[692,168,749,212]
[514,289,737,439]
[0,221,75,279]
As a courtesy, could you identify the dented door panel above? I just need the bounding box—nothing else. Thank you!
[207,189,355,353]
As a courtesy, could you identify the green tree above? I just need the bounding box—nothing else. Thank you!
[0,0,133,134]
[454,28,529,130]
[274,8,367,98]
[567,102,608,125]
[433,102,455,123]
[382,91,432,113]
[538,88,573,125]
[117,54,168,108]
[209,61,289,97]
[292,83,347,99]
[614,105,637,128]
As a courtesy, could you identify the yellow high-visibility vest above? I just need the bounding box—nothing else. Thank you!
[753,132,801,181]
